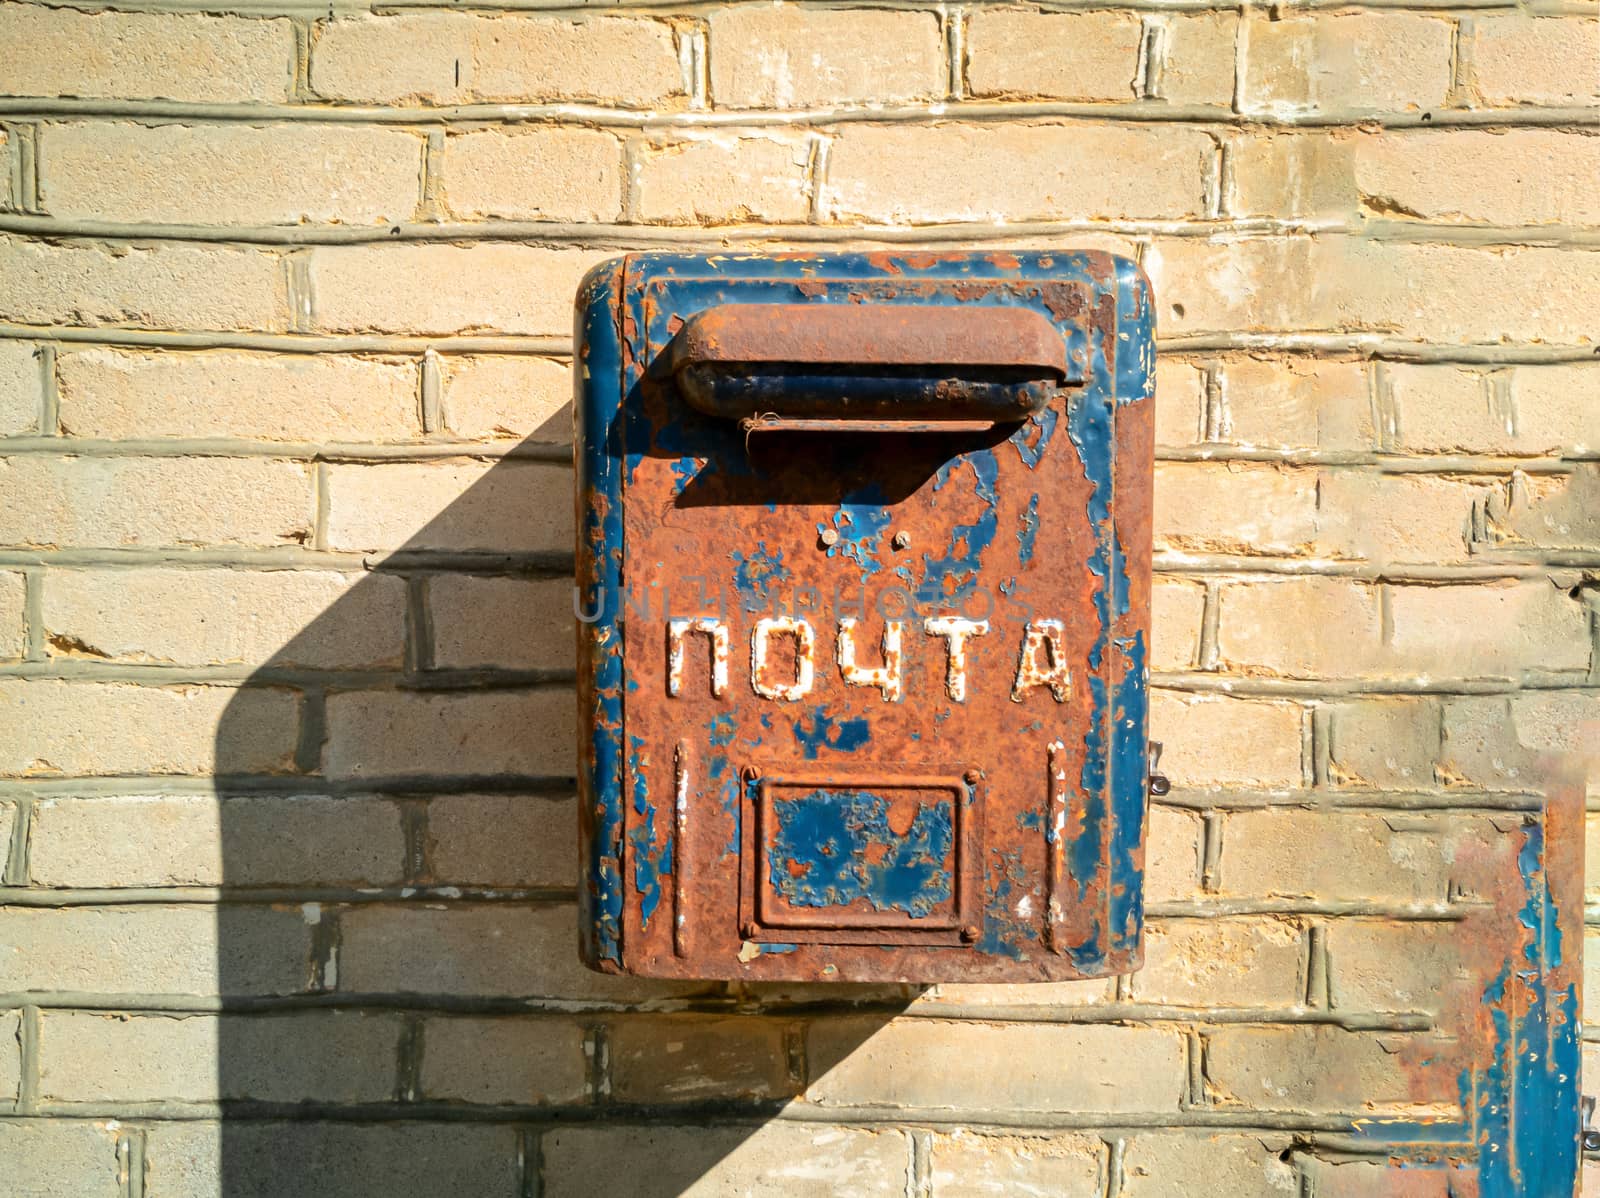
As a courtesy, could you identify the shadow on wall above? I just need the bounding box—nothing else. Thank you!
[210,405,915,1198]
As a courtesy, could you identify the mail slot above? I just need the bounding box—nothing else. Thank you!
[575,251,1156,982]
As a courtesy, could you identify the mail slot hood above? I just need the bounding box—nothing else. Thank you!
[574,251,1157,984]
[657,303,1078,427]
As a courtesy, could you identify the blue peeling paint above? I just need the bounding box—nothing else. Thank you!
[707,711,741,856]
[1016,493,1040,565]
[730,541,791,612]
[669,455,699,494]
[768,790,953,919]
[792,708,872,759]
[822,486,894,581]
[574,259,628,965]
[916,451,1000,608]
[1345,811,1580,1195]
[1014,405,1060,468]
[627,735,668,930]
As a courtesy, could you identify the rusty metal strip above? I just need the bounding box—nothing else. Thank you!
[673,739,690,959]
[1046,739,1069,954]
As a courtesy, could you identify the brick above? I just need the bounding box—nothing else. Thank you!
[1439,692,1600,794]
[311,13,682,107]
[56,347,421,442]
[1226,131,1355,221]
[0,680,297,777]
[0,339,42,435]
[1508,365,1600,456]
[38,1010,400,1103]
[1590,928,1600,1021]
[336,903,710,1002]
[39,123,424,226]
[1153,358,1205,447]
[144,1122,520,1198]
[29,794,406,888]
[1385,581,1590,676]
[1154,463,1318,555]
[1218,810,1504,905]
[444,128,622,222]
[1146,237,1600,344]
[0,799,13,873]
[965,10,1141,102]
[0,1122,123,1198]
[917,977,1113,1009]
[0,1008,18,1102]
[0,236,285,331]
[308,244,601,336]
[929,1129,1102,1197]
[439,354,571,441]
[1587,813,1600,903]
[1131,918,1304,1006]
[428,575,571,670]
[1151,578,1204,670]
[609,1015,795,1103]
[1149,694,1304,788]
[1161,13,1240,107]
[0,905,310,995]
[807,1019,1184,1112]
[1122,1133,1298,1198]
[324,687,576,779]
[541,1123,909,1198]
[1326,920,1472,1013]
[1327,698,1442,788]
[1311,1158,1463,1198]
[823,124,1213,223]
[1349,130,1600,227]
[709,7,942,108]
[1385,364,1499,454]
[324,460,572,553]
[1316,472,1485,564]
[420,1015,588,1104]
[426,794,575,888]
[1336,243,1599,344]
[42,568,406,668]
[1219,357,1372,452]
[1145,806,1202,901]
[0,568,23,660]
[1240,13,1453,115]
[635,135,812,225]
[1216,579,1381,676]
[0,455,312,550]
[0,4,294,103]
[1487,467,1598,551]
[1205,1025,1452,1109]
[1468,17,1600,107]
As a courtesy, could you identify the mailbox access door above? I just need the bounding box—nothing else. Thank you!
[577,252,1155,982]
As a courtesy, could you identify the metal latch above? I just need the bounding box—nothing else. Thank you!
[1583,1095,1599,1152]
[1148,742,1171,798]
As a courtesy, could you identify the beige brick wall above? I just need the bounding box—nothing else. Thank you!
[0,1,1594,1194]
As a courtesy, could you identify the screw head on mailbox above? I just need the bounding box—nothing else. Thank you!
[575,252,1156,983]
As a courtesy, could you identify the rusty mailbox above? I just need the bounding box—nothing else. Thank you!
[575,251,1156,982]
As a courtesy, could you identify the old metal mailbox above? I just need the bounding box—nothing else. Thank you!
[576,251,1155,982]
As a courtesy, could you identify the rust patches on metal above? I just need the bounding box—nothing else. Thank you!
[585,252,1153,983]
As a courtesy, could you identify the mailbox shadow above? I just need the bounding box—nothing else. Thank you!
[211,407,916,1197]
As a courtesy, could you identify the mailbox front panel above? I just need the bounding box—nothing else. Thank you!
[577,252,1155,982]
